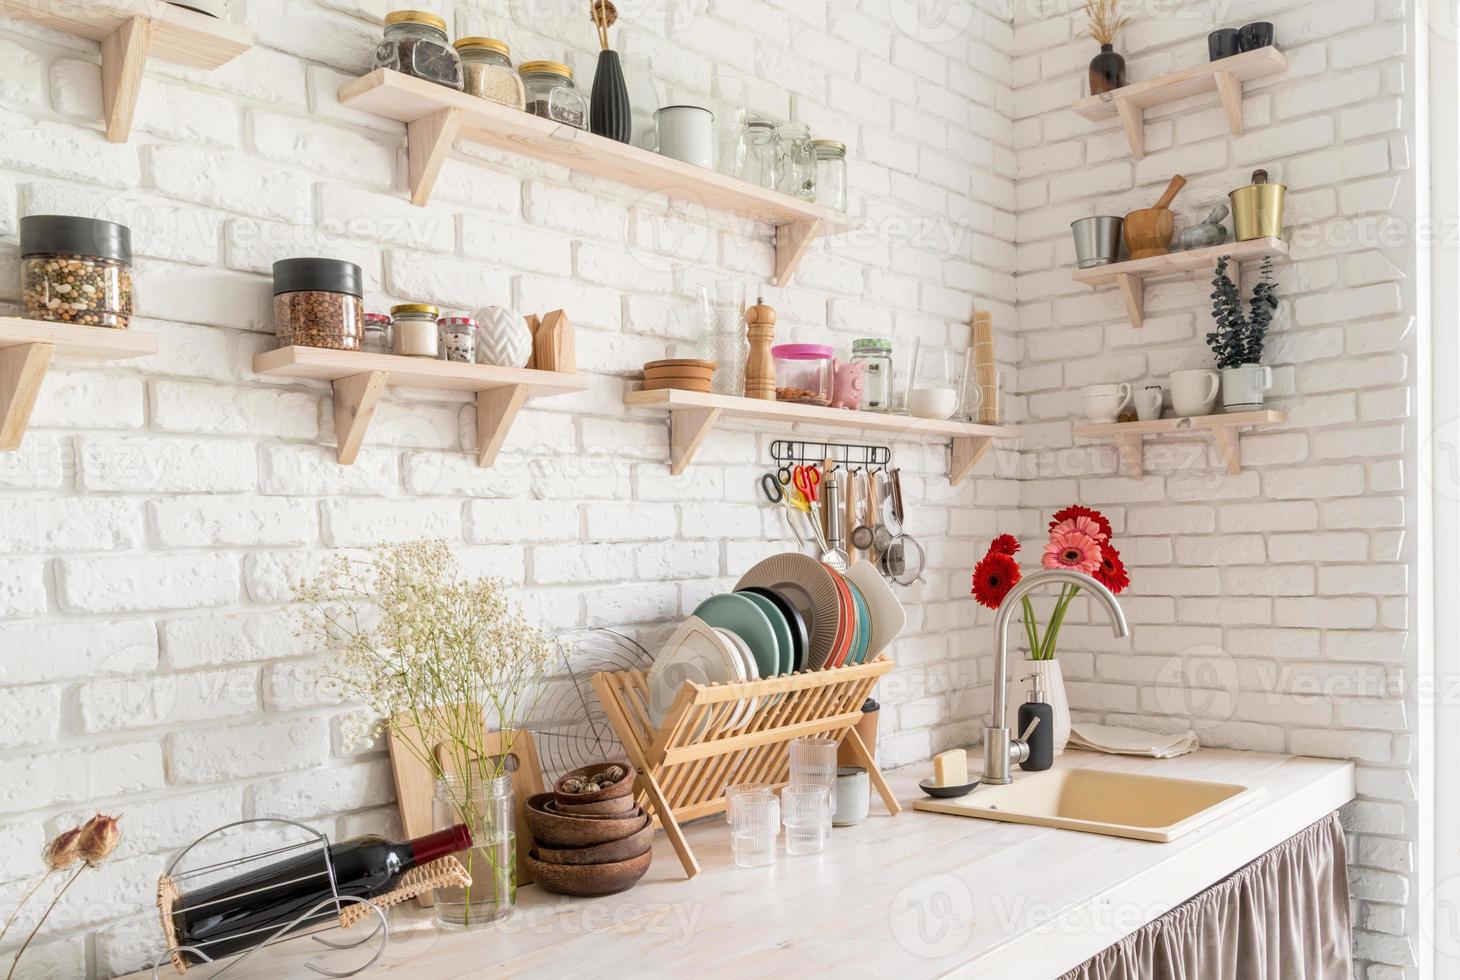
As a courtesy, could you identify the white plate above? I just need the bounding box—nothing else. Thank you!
[646,616,740,731]
[715,628,761,729]
[844,562,906,659]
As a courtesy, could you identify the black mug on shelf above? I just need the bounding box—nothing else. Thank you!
[1239,21,1275,51]
[1208,28,1241,60]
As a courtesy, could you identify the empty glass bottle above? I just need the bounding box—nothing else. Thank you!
[777,122,815,201]
[743,118,779,190]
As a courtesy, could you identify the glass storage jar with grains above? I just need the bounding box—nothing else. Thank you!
[272,258,365,351]
[374,10,463,91]
[20,215,133,329]
[392,304,441,358]
[520,61,586,130]
[455,37,524,109]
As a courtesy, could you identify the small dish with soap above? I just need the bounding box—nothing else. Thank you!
[918,776,980,799]
[919,747,979,799]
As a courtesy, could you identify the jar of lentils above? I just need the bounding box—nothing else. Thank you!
[272,258,365,351]
[520,61,587,130]
[374,10,463,90]
[20,215,133,329]
[392,304,440,358]
[455,37,525,109]
[439,315,476,362]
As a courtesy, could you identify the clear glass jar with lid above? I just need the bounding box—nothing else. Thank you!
[777,122,815,200]
[455,37,525,109]
[851,339,893,412]
[438,316,476,363]
[391,303,440,358]
[373,10,463,91]
[812,139,848,211]
[519,61,587,130]
[773,343,835,406]
[743,118,779,190]
[362,312,393,354]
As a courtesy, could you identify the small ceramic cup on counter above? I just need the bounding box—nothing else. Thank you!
[1081,383,1132,424]
[1169,369,1221,418]
[1134,385,1164,422]
[781,784,831,855]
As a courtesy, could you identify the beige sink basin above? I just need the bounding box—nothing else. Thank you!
[913,767,1264,842]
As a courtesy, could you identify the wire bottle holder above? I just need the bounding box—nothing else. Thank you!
[149,818,468,978]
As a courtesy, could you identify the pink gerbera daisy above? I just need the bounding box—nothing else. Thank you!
[1043,527,1102,575]
[1050,514,1105,543]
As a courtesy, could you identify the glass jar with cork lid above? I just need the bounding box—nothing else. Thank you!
[454,37,525,109]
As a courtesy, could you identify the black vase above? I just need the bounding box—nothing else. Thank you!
[1088,43,1126,95]
[590,49,631,143]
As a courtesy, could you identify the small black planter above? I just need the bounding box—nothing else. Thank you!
[1208,28,1241,61]
[590,49,631,143]
[1088,43,1126,95]
[1239,21,1275,51]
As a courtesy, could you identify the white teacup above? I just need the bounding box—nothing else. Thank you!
[1170,370,1220,418]
[1081,383,1132,423]
[1134,386,1163,422]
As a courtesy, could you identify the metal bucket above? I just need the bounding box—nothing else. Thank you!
[1229,181,1286,241]
[1071,216,1124,268]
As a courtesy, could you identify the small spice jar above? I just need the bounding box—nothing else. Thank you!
[773,343,835,406]
[850,338,893,412]
[272,258,365,351]
[20,215,133,329]
[373,10,463,91]
[362,312,393,354]
[438,315,476,363]
[391,303,440,358]
[455,37,525,109]
[520,61,587,130]
[812,139,848,212]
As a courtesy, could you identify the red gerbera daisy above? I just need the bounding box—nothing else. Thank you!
[990,534,1020,556]
[1050,505,1112,541]
[1092,542,1130,595]
[972,551,1022,609]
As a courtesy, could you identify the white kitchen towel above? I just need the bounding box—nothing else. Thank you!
[1068,723,1199,759]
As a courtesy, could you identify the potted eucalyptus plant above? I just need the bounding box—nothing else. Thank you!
[1208,254,1280,411]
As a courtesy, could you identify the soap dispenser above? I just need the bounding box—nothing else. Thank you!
[1018,673,1054,772]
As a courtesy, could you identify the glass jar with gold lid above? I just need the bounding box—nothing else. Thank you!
[374,10,463,91]
[391,303,441,358]
[455,37,525,109]
[519,61,587,130]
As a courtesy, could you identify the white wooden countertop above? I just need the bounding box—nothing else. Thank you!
[125,749,1354,980]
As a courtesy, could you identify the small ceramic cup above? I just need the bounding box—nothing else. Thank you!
[833,766,870,827]
[1134,385,1164,422]
[1239,21,1274,51]
[1081,383,1133,424]
[655,105,714,168]
[1208,28,1241,60]
[1169,369,1221,417]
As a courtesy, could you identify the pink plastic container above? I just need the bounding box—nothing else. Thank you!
[773,343,835,406]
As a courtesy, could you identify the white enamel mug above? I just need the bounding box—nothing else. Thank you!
[655,105,714,168]
[1170,369,1221,417]
[1080,383,1132,423]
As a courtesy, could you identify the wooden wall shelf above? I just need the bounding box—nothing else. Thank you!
[0,317,157,449]
[1073,237,1287,329]
[253,346,587,466]
[1072,47,1287,159]
[1075,410,1286,478]
[338,69,855,286]
[624,388,1010,484]
[0,0,251,142]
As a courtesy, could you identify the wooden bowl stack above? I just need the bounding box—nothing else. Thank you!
[642,359,716,393]
[523,761,654,896]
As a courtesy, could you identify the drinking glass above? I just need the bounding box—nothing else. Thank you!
[622,53,662,152]
[432,773,514,927]
[781,784,831,855]
[723,783,773,821]
[727,794,780,868]
[696,279,748,396]
[712,73,748,176]
[909,347,959,420]
[789,736,839,818]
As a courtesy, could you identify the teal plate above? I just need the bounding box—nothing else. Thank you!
[736,591,792,675]
[692,593,778,679]
[844,578,872,665]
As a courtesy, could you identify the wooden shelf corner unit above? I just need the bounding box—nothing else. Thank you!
[591,656,899,879]
[1075,410,1286,478]
[0,317,157,450]
[337,69,855,287]
[1073,236,1287,329]
[252,345,587,467]
[1073,46,1287,159]
[0,0,251,142]
[624,387,1010,484]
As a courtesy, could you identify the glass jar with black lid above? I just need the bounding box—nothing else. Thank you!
[272,258,365,351]
[374,10,463,90]
[20,215,133,329]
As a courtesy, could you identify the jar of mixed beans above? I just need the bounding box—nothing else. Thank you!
[20,215,133,329]
[374,10,463,90]
[272,258,365,351]
[519,61,587,130]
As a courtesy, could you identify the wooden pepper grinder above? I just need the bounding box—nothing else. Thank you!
[744,297,776,400]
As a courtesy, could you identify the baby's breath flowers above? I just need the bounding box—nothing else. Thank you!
[6,814,122,978]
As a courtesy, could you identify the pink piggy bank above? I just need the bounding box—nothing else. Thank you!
[831,358,865,410]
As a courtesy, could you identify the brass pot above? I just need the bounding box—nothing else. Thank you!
[1229,169,1286,241]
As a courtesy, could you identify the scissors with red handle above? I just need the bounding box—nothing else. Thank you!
[792,465,821,505]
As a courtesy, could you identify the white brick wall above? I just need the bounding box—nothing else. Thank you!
[1011,2,1419,977]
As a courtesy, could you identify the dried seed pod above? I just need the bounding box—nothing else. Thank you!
[590,0,617,28]
[77,813,121,865]
[43,827,83,871]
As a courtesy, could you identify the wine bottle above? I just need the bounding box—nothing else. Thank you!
[173,824,471,963]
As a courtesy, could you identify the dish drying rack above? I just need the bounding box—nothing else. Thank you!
[591,656,900,878]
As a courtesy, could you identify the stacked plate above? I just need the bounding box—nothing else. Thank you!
[644,554,907,729]
[642,358,716,393]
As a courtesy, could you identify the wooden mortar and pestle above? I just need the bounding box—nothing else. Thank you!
[1123,175,1187,259]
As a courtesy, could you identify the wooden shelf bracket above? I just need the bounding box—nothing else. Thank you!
[407,107,464,206]
[332,370,387,465]
[949,435,994,484]
[1113,432,1145,479]
[1212,425,1242,475]
[1114,272,1144,329]
[101,16,152,143]
[475,383,529,468]
[669,406,722,475]
[1115,99,1145,159]
[774,219,822,287]
[0,344,55,451]
[1214,71,1244,134]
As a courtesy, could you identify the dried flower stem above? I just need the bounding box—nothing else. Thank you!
[1078,0,1130,46]
[6,866,84,980]
[0,873,52,946]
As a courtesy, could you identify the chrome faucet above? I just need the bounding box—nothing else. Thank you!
[983,569,1129,785]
